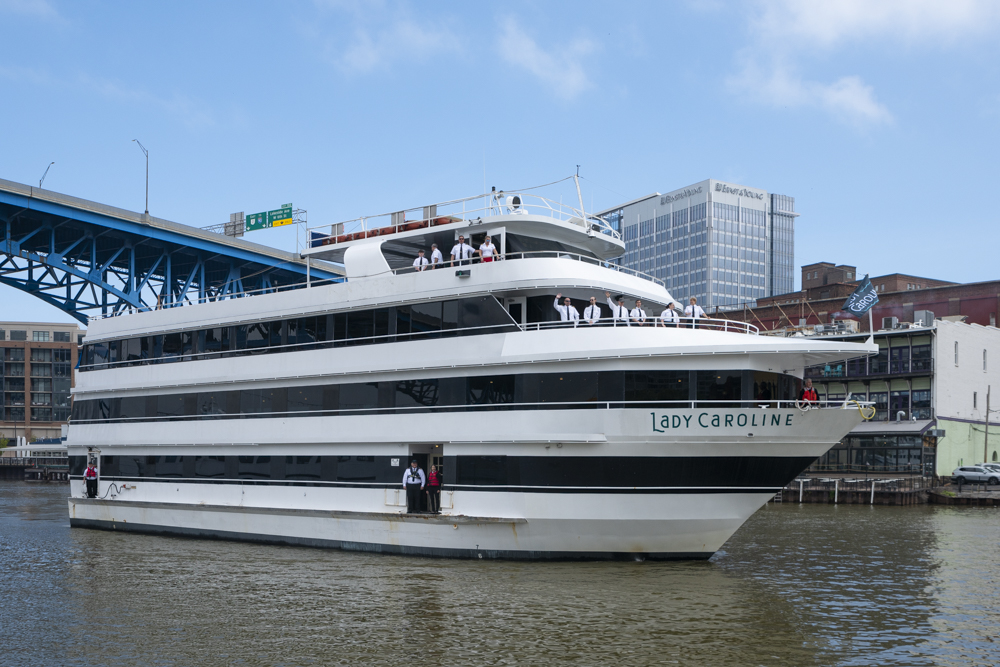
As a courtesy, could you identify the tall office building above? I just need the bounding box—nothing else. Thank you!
[1,321,84,444]
[598,179,798,309]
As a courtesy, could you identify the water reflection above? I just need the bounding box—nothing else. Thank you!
[2,484,998,666]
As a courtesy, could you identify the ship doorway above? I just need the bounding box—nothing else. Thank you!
[506,296,526,327]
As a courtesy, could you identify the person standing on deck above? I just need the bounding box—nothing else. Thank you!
[554,294,580,326]
[84,461,98,498]
[630,299,648,326]
[605,292,631,327]
[583,296,601,325]
[658,302,681,327]
[412,250,429,271]
[450,235,474,266]
[684,297,706,329]
[403,460,426,513]
[430,243,444,268]
[426,465,442,513]
[478,235,498,263]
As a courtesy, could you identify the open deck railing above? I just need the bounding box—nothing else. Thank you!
[306,185,621,248]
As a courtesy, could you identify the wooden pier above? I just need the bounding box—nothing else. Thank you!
[773,477,931,505]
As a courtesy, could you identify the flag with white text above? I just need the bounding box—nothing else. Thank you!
[842,274,879,316]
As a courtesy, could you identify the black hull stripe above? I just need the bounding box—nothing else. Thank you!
[74,476,779,493]
[69,518,713,561]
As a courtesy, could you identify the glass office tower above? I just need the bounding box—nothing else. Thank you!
[599,180,797,310]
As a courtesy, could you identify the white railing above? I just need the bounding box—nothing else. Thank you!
[306,182,621,248]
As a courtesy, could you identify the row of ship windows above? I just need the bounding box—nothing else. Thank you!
[71,370,803,423]
[68,453,807,488]
[80,296,516,371]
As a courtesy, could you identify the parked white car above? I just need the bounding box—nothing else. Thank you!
[952,466,1000,485]
[974,463,1000,473]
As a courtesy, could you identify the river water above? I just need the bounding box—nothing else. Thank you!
[1,483,998,666]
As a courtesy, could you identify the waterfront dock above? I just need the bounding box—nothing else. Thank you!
[774,476,930,505]
[0,457,69,482]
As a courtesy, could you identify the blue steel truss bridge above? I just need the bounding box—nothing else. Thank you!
[0,178,342,324]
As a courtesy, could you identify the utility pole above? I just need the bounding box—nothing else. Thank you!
[985,385,991,464]
[133,139,149,214]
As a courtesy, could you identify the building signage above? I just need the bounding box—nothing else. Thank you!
[714,183,765,200]
[660,187,702,205]
[650,411,796,432]
[245,204,293,232]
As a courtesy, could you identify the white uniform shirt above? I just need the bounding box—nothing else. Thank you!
[629,307,647,324]
[553,298,580,323]
[479,242,497,258]
[607,297,631,326]
[402,467,426,487]
[430,248,444,265]
[412,256,429,271]
[451,242,474,262]
[660,308,680,325]
[684,304,707,320]
[583,304,601,324]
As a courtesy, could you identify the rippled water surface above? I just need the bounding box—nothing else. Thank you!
[2,483,999,666]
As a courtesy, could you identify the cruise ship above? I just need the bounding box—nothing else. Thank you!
[67,182,876,559]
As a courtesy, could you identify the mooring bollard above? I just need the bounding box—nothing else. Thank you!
[834,479,838,504]
[799,479,804,503]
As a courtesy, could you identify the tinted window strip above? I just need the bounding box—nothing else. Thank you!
[70,371,804,423]
[79,454,812,489]
[80,296,517,372]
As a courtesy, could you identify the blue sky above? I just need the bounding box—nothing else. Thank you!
[2,0,999,326]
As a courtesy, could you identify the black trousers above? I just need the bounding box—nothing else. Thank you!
[86,478,98,498]
[406,484,422,513]
[427,487,440,513]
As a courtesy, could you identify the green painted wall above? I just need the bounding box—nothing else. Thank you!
[936,418,1000,474]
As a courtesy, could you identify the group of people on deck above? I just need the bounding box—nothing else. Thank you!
[553,292,707,327]
[402,459,442,514]
[412,234,498,271]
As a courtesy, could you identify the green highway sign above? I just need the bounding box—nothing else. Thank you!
[245,203,293,232]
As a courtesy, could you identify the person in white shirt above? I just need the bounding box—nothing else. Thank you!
[658,302,681,327]
[412,249,429,271]
[450,235,474,266]
[630,299,648,326]
[402,460,426,513]
[553,293,580,326]
[478,235,498,263]
[583,296,601,325]
[605,291,630,326]
[684,297,706,328]
[429,243,444,268]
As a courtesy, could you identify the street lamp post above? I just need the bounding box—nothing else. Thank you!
[132,139,148,214]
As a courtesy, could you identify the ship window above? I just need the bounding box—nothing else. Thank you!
[624,371,689,403]
[238,455,272,479]
[120,395,146,420]
[337,455,376,481]
[468,375,516,405]
[332,312,347,341]
[374,309,391,339]
[285,455,322,480]
[195,455,227,478]
[203,328,229,358]
[197,391,229,417]
[395,305,413,338]
[442,300,459,335]
[240,387,286,415]
[396,379,441,408]
[158,393,188,417]
[287,386,324,412]
[92,342,109,367]
[340,382,379,411]
[410,301,442,338]
[162,332,183,361]
[696,371,743,405]
[538,373,598,404]
[456,455,508,486]
[346,310,374,344]
[244,322,269,352]
[122,337,142,363]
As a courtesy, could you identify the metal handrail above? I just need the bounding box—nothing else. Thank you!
[396,250,664,287]
[72,398,865,425]
[306,188,622,245]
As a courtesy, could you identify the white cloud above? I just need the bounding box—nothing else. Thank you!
[497,18,595,100]
[332,19,459,73]
[727,61,892,126]
[752,0,1000,49]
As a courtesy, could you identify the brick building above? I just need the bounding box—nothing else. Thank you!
[1,321,84,447]
[726,262,996,332]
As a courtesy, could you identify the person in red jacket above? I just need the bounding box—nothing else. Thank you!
[799,379,819,406]
[425,465,442,514]
[84,461,98,498]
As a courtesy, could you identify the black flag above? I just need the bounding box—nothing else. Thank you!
[842,274,879,316]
